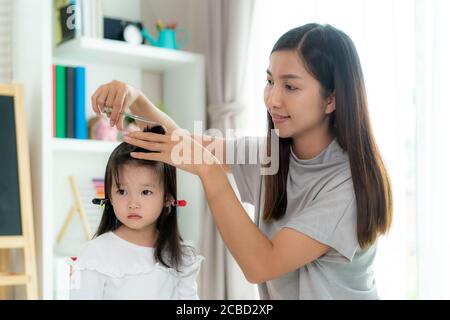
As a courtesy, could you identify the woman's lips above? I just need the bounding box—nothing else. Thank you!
[271,114,290,124]
[127,214,143,220]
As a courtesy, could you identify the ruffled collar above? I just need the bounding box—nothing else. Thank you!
[71,232,178,278]
[109,231,156,251]
[71,232,204,279]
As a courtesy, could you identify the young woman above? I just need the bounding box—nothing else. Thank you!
[91,23,392,300]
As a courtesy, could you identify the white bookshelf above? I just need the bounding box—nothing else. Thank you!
[13,0,206,299]
[54,37,204,70]
[51,138,120,153]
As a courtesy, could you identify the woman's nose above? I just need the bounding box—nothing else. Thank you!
[266,86,282,109]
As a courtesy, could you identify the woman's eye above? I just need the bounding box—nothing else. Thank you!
[142,190,153,196]
[285,84,297,91]
[266,79,273,85]
[116,189,126,195]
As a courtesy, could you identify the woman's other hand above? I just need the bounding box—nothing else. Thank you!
[123,129,221,177]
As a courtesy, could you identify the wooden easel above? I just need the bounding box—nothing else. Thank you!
[56,176,93,244]
[0,84,38,299]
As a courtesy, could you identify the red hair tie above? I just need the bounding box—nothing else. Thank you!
[173,200,187,207]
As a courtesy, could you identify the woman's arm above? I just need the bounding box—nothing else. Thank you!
[125,133,329,283]
[198,165,329,283]
[91,81,230,172]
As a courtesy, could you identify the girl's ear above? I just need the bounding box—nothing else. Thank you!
[164,194,175,207]
[325,92,336,114]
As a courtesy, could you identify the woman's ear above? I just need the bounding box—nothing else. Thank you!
[325,92,336,114]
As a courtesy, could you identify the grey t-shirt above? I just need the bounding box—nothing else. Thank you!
[229,137,378,300]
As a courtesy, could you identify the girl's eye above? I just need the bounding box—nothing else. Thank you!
[117,189,126,195]
[142,190,153,196]
[266,79,274,86]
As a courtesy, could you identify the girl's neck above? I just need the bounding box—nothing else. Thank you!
[114,224,158,248]
[292,128,334,160]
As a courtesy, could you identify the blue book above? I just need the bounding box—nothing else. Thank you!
[74,66,87,139]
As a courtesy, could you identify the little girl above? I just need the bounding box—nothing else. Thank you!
[69,125,204,300]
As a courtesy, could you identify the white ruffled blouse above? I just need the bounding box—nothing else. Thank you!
[69,231,204,300]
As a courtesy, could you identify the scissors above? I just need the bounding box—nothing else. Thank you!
[102,107,159,127]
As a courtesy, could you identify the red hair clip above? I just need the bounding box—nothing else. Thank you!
[173,200,187,207]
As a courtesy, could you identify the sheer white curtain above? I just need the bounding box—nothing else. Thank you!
[415,0,450,300]
[241,0,415,299]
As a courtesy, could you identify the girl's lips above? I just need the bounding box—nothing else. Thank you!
[127,214,142,220]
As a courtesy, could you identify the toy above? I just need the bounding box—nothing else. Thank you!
[87,116,118,141]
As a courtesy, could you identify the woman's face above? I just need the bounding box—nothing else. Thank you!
[264,50,335,139]
[110,164,168,232]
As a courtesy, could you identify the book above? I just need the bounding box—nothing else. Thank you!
[52,65,56,137]
[66,66,75,138]
[72,0,83,38]
[55,65,66,138]
[54,0,70,46]
[74,66,87,139]
[60,4,76,43]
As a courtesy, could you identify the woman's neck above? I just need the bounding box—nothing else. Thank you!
[292,129,334,160]
[114,224,158,248]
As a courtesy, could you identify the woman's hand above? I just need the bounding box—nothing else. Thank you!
[123,129,221,177]
[91,80,142,130]
[92,80,181,132]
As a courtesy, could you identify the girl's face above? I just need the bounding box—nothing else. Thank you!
[264,50,335,139]
[110,164,169,232]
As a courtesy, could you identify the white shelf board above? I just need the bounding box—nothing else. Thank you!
[51,138,121,153]
[54,37,203,71]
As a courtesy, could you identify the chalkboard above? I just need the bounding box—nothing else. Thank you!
[0,91,22,235]
[0,84,38,298]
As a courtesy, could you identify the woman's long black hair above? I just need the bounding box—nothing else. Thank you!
[95,125,186,271]
[264,23,393,249]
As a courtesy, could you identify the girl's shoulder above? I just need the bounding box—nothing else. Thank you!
[75,232,115,260]
[84,231,115,247]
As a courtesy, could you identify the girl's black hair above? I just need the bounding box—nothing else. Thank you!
[95,125,187,271]
[264,23,393,249]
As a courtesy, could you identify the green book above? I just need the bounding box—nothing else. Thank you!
[55,65,66,138]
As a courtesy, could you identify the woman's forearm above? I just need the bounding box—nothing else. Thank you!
[130,93,180,132]
[199,165,273,283]
[192,135,230,173]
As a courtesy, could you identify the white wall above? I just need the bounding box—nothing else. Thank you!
[103,0,142,21]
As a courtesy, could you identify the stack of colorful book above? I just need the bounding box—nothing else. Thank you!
[52,64,88,139]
